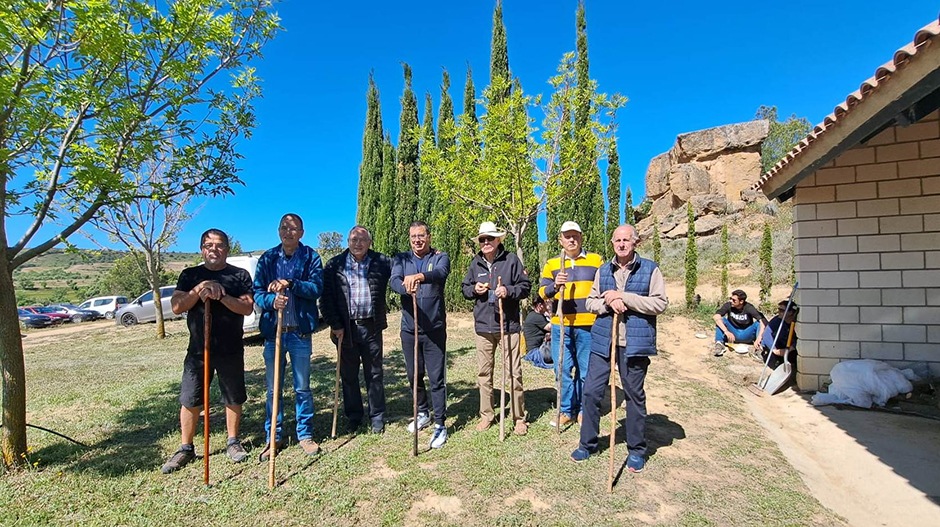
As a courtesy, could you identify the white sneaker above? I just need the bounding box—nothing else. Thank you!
[407,412,431,433]
[429,425,447,449]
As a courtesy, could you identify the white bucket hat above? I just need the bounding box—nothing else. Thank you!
[476,221,506,239]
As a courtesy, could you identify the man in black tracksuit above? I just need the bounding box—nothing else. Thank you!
[461,222,531,435]
[320,226,392,435]
[391,221,451,449]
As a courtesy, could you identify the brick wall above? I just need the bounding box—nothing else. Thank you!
[792,110,940,391]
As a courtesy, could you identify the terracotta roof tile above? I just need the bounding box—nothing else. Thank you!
[754,14,940,192]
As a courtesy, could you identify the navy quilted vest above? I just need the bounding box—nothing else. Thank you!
[590,256,658,357]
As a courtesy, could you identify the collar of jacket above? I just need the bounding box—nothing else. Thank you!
[609,253,638,271]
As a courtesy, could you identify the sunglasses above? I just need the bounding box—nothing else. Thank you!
[478,236,496,243]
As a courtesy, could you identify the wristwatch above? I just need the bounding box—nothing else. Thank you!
[286,279,294,289]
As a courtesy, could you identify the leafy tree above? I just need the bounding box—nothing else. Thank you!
[357,73,384,233]
[416,92,436,222]
[685,202,698,306]
[374,132,397,254]
[393,63,421,252]
[720,224,729,301]
[0,0,278,465]
[624,185,635,226]
[760,222,773,303]
[605,138,621,258]
[317,231,344,262]
[229,239,245,256]
[83,254,177,301]
[756,105,812,173]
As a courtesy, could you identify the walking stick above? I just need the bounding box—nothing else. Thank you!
[412,294,420,457]
[555,251,567,434]
[268,308,283,490]
[331,334,341,439]
[607,313,619,493]
[203,300,211,486]
[498,277,507,442]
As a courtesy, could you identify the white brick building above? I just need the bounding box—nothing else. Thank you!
[755,18,940,391]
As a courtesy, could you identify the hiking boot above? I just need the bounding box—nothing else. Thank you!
[627,454,646,473]
[550,413,574,428]
[429,425,448,449]
[258,438,287,462]
[475,418,493,432]
[513,421,528,436]
[407,412,431,433]
[161,447,195,474]
[298,438,320,456]
[371,420,385,434]
[570,447,592,463]
[713,342,727,357]
[226,438,248,463]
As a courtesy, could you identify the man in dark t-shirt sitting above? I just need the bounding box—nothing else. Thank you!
[712,289,766,356]
[161,228,255,474]
[522,295,552,366]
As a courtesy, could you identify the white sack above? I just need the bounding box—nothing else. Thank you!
[811,359,914,408]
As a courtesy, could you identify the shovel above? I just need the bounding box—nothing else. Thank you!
[761,324,796,395]
[748,282,798,397]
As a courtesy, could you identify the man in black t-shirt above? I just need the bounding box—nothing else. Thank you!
[712,289,767,357]
[160,229,255,475]
[522,295,552,366]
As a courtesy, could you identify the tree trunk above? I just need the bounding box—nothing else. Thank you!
[0,265,27,467]
[150,256,165,340]
[511,224,525,263]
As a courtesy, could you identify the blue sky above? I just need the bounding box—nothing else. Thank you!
[10,0,939,253]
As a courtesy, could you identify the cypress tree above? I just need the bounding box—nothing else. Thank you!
[652,216,662,264]
[375,132,397,254]
[760,222,773,303]
[720,224,729,301]
[490,0,511,102]
[624,185,635,226]
[572,0,604,253]
[357,72,384,232]
[417,92,436,222]
[394,63,421,252]
[684,201,698,306]
[464,62,478,126]
[605,137,621,258]
[438,70,455,152]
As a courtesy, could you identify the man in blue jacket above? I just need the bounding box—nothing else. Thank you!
[254,213,323,459]
[391,221,451,449]
[571,224,668,474]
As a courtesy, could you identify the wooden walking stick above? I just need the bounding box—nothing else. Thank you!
[203,300,211,486]
[331,333,341,439]
[608,313,619,493]
[268,308,284,490]
[498,277,507,442]
[412,294,420,457]
[555,251,567,434]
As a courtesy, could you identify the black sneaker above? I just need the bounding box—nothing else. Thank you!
[161,447,195,474]
[226,438,248,463]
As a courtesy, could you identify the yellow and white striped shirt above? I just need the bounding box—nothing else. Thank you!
[538,251,603,327]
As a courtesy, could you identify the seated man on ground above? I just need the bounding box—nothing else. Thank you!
[522,295,553,369]
[713,289,767,356]
[760,300,799,370]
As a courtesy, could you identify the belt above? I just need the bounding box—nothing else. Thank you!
[281,326,300,333]
[350,318,373,326]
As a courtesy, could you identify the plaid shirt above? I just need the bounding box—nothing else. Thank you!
[276,245,302,328]
[345,252,372,319]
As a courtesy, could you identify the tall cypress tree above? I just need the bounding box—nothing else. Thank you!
[417,92,436,222]
[436,69,466,310]
[652,216,662,264]
[464,62,478,126]
[438,70,455,152]
[490,0,510,102]
[605,137,621,258]
[357,73,384,233]
[685,201,698,306]
[375,131,397,254]
[760,222,773,303]
[720,224,729,301]
[394,63,420,252]
[624,185,635,226]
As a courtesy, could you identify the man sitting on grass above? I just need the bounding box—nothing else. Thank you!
[712,289,766,357]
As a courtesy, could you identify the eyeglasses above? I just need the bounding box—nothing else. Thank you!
[202,243,227,250]
[349,237,369,244]
[279,226,302,234]
[478,236,496,243]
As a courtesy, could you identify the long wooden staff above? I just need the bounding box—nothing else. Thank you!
[555,251,567,434]
[608,313,619,493]
[268,308,283,489]
[498,277,507,442]
[203,300,211,486]
[412,294,420,457]
[331,334,341,439]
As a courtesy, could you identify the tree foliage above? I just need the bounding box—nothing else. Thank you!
[684,201,698,306]
[393,63,421,252]
[83,254,178,301]
[756,105,812,174]
[720,224,729,301]
[623,185,634,227]
[317,231,344,262]
[374,132,396,255]
[651,217,662,265]
[605,138,621,259]
[416,92,436,223]
[357,72,384,233]
[760,221,773,303]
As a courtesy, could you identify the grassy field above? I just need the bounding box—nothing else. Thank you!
[0,311,842,526]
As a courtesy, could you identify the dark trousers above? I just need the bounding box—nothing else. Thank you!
[400,328,447,426]
[579,351,650,457]
[340,320,386,425]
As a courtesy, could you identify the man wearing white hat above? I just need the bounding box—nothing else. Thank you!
[462,222,532,435]
[538,221,604,428]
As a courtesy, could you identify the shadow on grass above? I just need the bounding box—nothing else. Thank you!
[609,413,685,488]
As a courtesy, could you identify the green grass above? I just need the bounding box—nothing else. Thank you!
[0,314,843,526]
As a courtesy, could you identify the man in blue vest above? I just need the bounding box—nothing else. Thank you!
[571,224,668,473]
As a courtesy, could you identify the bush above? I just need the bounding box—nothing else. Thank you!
[684,202,697,306]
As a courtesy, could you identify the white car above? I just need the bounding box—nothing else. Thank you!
[79,295,130,320]
[227,255,261,335]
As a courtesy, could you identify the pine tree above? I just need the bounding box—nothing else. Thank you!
[490,0,511,102]
[417,92,436,222]
[605,137,621,258]
[720,224,729,301]
[760,222,773,303]
[624,185,635,226]
[684,201,698,306]
[394,63,421,252]
[652,216,662,264]
[357,73,384,233]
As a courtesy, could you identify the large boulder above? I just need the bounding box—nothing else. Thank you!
[699,151,764,201]
[668,163,712,202]
[674,120,769,162]
[690,193,729,215]
[645,152,673,199]
[663,213,724,239]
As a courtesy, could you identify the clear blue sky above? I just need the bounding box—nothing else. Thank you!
[12,0,939,253]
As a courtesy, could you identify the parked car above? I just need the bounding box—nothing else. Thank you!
[227,255,261,335]
[79,296,129,320]
[22,306,69,324]
[48,303,102,323]
[17,308,54,329]
[115,286,183,327]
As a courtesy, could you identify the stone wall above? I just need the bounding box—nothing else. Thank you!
[791,110,940,391]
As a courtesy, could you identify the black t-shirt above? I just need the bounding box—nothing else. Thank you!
[716,301,767,330]
[176,264,253,355]
[523,311,550,351]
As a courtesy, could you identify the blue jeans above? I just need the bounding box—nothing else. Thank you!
[551,325,592,417]
[715,320,760,344]
[263,332,314,442]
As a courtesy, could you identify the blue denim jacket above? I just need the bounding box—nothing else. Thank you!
[254,242,323,339]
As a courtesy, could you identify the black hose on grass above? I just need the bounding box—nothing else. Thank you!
[0,423,91,448]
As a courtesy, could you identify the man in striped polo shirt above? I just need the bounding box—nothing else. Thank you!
[539,221,604,427]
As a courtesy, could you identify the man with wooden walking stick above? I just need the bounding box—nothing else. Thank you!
[538,221,604,429]
[321,226,392,435]
[162,229,254,475]
[462,222,531,437]
[254,213,324,460]
[391,221,451,450]
[572,224,667,476]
